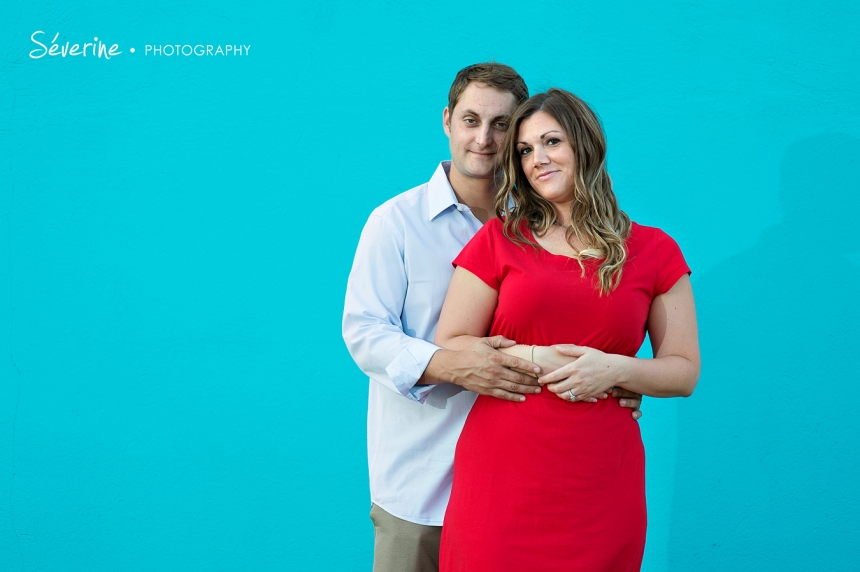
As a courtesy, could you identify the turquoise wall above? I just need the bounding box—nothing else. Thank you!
[2,1,858,570]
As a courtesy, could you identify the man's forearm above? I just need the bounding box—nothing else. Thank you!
[415,349,451,385]
[415,334,484,385]
[414,339,542,402]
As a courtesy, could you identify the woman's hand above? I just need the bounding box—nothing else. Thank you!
[538,276,700,403]
[538,344,625,402]
[500,345,603,402]
[502,345,643,415]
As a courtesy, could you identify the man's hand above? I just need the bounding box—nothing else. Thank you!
[612,387,643,420]
[426,336,542,402]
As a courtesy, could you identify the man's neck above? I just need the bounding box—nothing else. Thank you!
[447,168,497,224]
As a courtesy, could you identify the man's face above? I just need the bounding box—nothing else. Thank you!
[443,82,518,181]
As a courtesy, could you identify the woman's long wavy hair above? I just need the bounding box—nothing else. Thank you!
[495,88,631,295]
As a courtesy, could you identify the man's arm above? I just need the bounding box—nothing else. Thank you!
[419,336,542,402]
[343,212,540,402]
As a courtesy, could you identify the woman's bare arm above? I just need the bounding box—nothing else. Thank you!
[434,267,542,401]
[538,275,700,400]
[435,267,498,349]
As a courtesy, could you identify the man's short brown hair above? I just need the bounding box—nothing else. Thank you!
[447,63,529,112]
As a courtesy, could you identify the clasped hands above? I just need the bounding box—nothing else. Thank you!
[522,343,642,418]
[535,342,622,391]
[445,338,641,419]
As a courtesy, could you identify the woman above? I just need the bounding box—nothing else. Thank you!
[434,88,700,571]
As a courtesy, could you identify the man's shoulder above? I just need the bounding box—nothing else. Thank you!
[369,179,431,222]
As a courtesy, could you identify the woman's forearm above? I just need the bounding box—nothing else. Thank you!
[538,344,699,400]
[609,354,698,398]
[500,345,576,376]
[436,334,483,351]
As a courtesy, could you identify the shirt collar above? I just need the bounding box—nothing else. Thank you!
[427,161,460,221]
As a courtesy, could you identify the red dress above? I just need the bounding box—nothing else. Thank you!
[439,219,690,572]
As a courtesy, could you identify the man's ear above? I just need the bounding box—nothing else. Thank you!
[442,106,451,137]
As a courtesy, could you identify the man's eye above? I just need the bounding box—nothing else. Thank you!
[464,118,477,125]
[494,122,508,130]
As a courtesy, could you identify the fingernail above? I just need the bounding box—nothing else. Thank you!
[620,399,626,406]
[534,387,541,393]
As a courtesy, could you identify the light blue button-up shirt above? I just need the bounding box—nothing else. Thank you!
[343,162,483,525]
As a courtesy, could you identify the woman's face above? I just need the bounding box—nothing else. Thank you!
[516,112,577,211]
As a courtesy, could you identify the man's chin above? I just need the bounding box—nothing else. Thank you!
[465,169,496,180]
[466,161,498,179]
[450,159,496,182]
[460,173,495,181]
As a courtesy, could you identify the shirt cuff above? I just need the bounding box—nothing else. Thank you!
[408,383,436,403]
[385,341,441,403]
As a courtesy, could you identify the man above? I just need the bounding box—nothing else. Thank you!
[342,63,642,572]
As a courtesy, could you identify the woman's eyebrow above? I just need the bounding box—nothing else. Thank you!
[518,130,563,145]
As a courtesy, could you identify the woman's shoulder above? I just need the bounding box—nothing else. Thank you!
[461,217,506,254]
[481,216,528,238]
[486,216,522,230]
[466,217,535,257]
[489,216,535,231]
[628,221,688,268]
[628,221,679,246]
[627,221,687,259]
[627,222,691,289]
[485,217,505,230]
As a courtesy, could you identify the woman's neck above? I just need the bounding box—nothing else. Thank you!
[552,204,574,227]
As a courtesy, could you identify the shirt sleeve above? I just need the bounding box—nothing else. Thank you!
[654,228,692,296]
[452,219,500,290]
[342,211,440,403]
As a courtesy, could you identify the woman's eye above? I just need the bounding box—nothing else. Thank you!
[518,147,531,156]
[547,138,560,145]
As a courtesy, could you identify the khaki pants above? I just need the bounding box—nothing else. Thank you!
[370,503,442,572]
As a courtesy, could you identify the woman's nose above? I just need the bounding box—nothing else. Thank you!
[533,146,550,166]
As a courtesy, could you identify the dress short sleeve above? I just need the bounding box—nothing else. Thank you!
[654,228,691,296]
[452,219,501,291]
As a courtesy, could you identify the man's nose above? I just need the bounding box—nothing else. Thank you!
[475,125,493,148]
